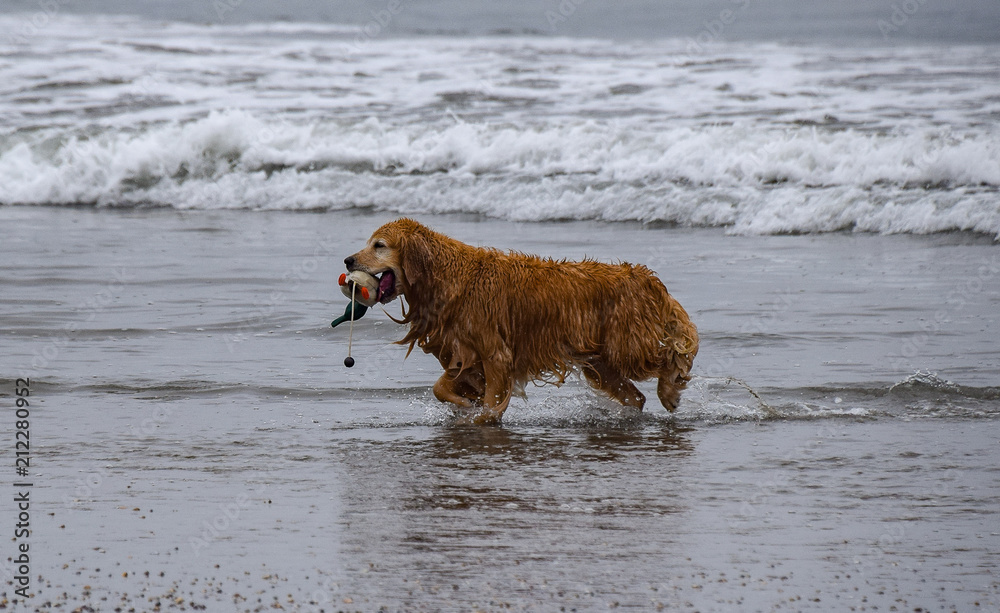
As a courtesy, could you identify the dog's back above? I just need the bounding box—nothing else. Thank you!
[467,251,698,407]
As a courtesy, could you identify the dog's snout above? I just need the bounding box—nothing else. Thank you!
[344,255,356,270]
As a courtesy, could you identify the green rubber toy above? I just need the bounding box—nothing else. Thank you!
[331,301,368,329]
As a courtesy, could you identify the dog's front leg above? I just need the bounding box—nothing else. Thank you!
[476,351,513,425]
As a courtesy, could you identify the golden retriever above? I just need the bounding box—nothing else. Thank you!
[344,218,698,424]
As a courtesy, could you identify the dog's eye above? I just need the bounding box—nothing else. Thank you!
[374,241,387,249]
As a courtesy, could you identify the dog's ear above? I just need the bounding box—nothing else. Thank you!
[398,230,433,291]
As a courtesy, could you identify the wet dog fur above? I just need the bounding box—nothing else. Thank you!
[344,218,698,424]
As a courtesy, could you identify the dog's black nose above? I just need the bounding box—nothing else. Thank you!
[344,256,355,269]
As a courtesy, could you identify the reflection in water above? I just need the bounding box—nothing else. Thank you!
[426,421,695,462]
[333,423,696,609]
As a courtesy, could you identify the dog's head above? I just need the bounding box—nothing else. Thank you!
[343,218,433,304]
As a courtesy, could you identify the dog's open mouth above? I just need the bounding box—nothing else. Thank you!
[375,270,397,303]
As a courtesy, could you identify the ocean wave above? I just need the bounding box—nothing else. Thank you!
[676,372,1000,423]
[3,14,999,236]
[2,110,999,235]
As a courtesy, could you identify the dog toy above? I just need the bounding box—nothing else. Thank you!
[338,271,380,307]
[331,271,379,368]
[330,301,368,330]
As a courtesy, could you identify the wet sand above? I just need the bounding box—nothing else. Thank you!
[2,206,999,611]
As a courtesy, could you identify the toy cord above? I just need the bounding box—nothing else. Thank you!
[347,282,356,364]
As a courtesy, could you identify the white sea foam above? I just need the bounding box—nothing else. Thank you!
[2,110,998,235]
[1,14,998,235]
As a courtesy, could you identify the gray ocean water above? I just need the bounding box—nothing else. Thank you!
[3,0,1000,42]
[2,1,1000,611]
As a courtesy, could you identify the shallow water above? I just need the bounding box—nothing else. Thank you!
[2,208,999,611]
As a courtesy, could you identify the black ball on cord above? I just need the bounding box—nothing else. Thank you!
[344,356,355,368]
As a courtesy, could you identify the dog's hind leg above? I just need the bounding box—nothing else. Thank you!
[434,343,486,409]
[433,374,473,409]
[433,369,484,409]
[583,357,646,409]
[454,368,485,404]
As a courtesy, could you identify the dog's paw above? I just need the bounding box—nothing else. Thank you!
[449,406,503,426]
[472,410,504,426]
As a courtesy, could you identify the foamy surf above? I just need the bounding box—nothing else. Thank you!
[2,110,999,235]
[2,15,999,236]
